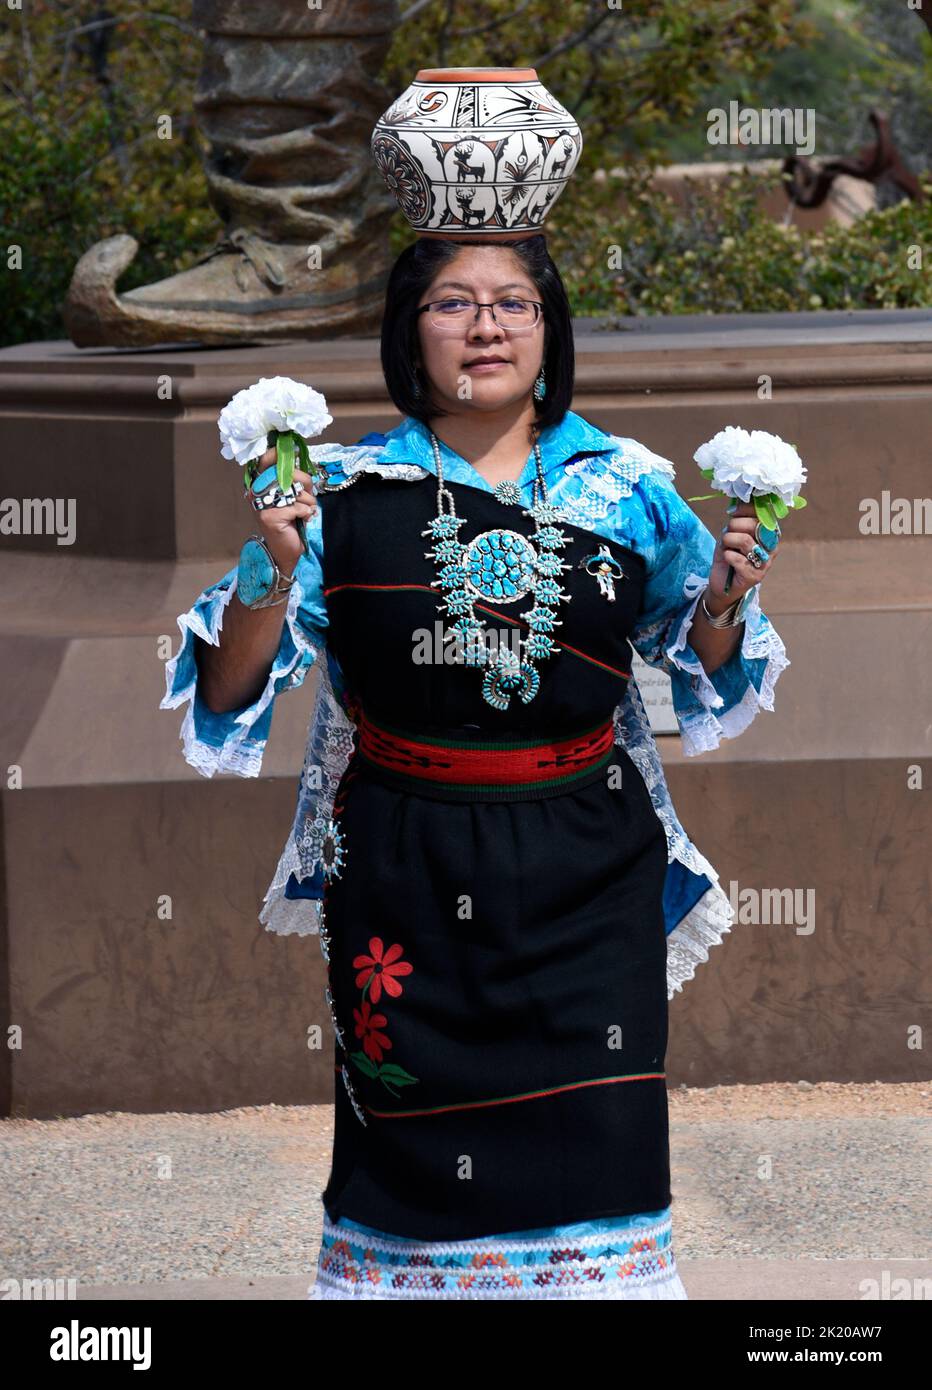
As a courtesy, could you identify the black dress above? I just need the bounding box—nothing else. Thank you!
[314,469,672,1242]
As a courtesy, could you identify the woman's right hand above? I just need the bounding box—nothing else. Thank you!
[245,445,319,577]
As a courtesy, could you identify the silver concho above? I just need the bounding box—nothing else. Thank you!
[320,817,346,881]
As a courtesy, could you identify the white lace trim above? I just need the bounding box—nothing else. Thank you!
[308,1266,688,1300]
[666,882,736,998]
[610,673,736,998]
[258,646,355,932]
[612,676,717,882]
[561,438,676,528]
[256,892,323,937]
[342,460,428,481]
[662,576,790,758]
[159,570,323,779]
[308,441,428,485]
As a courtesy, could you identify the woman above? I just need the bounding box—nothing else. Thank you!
[161,232,788,1299]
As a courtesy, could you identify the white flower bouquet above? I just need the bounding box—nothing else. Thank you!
[218,375,332,550]
[689,426,807,593]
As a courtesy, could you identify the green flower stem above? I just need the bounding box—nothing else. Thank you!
[243,429,328,560]
[270,430,303,554]
[685,486,807,595]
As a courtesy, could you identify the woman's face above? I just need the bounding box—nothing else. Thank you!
[415,246,546,417]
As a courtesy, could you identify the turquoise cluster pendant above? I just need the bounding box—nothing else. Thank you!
[422,436,573,711]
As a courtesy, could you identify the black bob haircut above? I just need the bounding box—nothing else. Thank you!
[379,234,575,439]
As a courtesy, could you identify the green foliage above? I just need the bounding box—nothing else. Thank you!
[802,0,932,187]
[0,0,928,346]
[547,163,932,316]
[381,0,809,161]
[0,0,215,346]
[661,0,932,176]
[387,2,930,316]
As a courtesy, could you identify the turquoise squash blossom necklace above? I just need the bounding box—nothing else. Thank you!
[421,431,573,710]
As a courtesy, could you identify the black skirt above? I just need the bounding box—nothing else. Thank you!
[313,471,673,1242]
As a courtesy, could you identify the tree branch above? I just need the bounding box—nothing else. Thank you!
[398,0,437,24]
[49,9,201,46]
[532,5,615,70]
[449,0,534,41]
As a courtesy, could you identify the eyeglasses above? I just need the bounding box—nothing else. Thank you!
[416,297,543,333]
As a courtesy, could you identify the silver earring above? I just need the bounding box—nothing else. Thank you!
[533,368,546,401]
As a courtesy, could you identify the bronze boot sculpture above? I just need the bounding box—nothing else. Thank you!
[64,0,396,347]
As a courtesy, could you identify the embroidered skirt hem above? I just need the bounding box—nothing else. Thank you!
[307,1206,688,1300]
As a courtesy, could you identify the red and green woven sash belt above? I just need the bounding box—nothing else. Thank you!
[354,711,617,802]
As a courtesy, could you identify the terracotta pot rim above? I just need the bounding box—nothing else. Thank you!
[414,68,539,83]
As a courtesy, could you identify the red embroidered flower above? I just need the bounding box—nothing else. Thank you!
[354,1000,392,1063]
[353,937,413,1004]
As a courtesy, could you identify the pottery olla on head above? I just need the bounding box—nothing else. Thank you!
[371,67,583,241]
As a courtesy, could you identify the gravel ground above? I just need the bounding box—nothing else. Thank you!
[668,1081,931,1261]
[1,1082,928,1286]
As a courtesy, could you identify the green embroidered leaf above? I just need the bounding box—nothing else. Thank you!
[349,1051,380,1079]
[376,1064,420,1087]
[377,1061,425,1095]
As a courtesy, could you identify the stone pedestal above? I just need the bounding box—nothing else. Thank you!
[1,310,930,1116]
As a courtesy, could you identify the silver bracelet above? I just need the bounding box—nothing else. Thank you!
[700,595,746,628]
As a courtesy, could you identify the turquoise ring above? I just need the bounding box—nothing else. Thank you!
[754,521,781,552]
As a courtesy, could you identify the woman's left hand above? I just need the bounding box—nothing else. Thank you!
[706,500,777,604]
